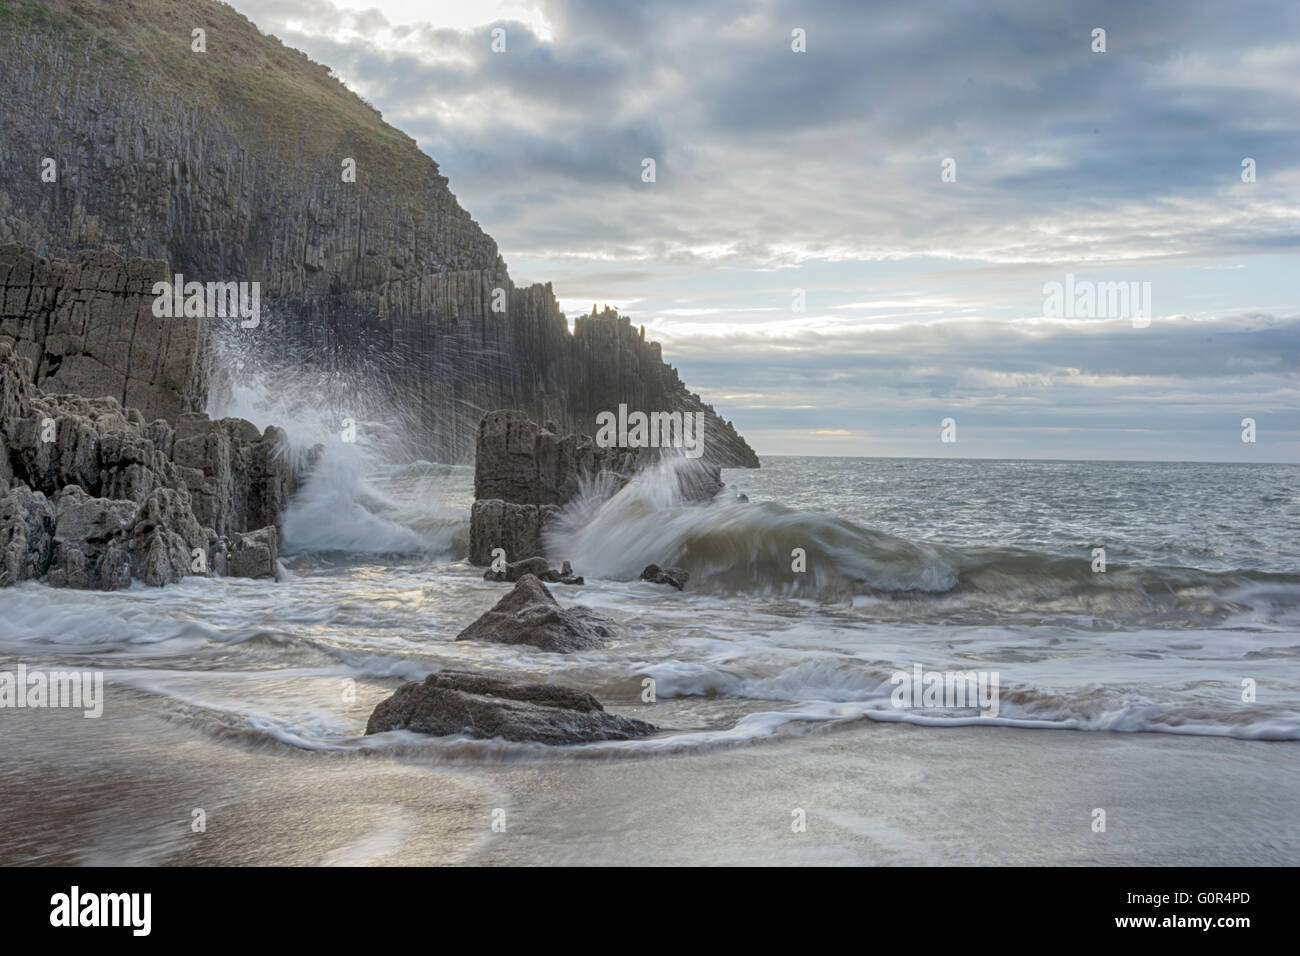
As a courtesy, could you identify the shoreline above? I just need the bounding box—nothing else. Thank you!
[4,690,1295,866]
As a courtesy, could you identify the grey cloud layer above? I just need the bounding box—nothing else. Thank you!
[243,0,1300,265]
[667,313,1299,450]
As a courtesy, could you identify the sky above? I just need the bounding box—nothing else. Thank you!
[230,0,1300,461]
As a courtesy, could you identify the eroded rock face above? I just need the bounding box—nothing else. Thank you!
[226,526,280,580]
[0,244,210,424]
[474,409,724,507]
[456,574,617,652]
[45,486,136,590]
[468,498,559,566]
[0,7,760,469]
[0,484,56,586]
[172,413,294,537]
[364,670,657,744]
[475,410,586,505]
[0,342,290,589]
[129,487,209,587]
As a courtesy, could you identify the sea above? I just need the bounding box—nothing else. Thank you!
[3,407,1298,759]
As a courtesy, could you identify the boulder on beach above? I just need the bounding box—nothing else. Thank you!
[640,563,689,590]
[364,670,658,744]
[457,573,616,652]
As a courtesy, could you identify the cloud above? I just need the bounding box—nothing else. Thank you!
[668,311,1300,458]
[236,0,1300,267]
[228,0,1300,459]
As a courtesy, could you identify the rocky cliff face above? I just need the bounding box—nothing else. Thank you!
[0,338,292,588]
[0,0,759,466]
[0,243,210,423]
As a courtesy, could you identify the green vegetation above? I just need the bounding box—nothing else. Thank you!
[2,0,439,191]
[0,0,68,31]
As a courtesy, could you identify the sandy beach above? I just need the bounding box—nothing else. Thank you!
[4,683,1295,867]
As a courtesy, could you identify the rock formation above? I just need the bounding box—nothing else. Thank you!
[468,498,561,569]
[0,243,210,424]
[483,555,583,585]
[0,340,290,588]
[365,670,658,745]
[469,408,723,565]
[456,574,618,653]
[0,1,759,467]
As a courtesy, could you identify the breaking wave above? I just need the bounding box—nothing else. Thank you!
[545,459,1300,629]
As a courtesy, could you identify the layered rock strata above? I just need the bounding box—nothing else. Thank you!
[0,243,210,424]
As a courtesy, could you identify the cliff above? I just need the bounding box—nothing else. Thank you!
[0,243,210,422]
[0,338,293,588]
[0,0,759,466]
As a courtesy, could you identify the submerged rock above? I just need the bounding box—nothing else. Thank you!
[640,564,689,590]
[364,670,657,744]
[482,554,549,582]
[484,555,583,585]
[550,559,584,585]
[457,574,616,652]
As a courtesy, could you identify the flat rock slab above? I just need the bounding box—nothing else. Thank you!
[364,670,658,745]
[457,573,616,652]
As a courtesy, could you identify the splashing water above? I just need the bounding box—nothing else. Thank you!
[207,326,470,557]
[7,333,1298,758]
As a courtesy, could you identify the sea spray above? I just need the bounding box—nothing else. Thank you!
[280,451,466,555]
[206,322,469,556]
[2,459,1298,755]
[545,457,959,596]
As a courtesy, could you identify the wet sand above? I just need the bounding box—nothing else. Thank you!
[3,687,1296,866]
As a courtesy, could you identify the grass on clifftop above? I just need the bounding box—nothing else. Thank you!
[1,0,454,201]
